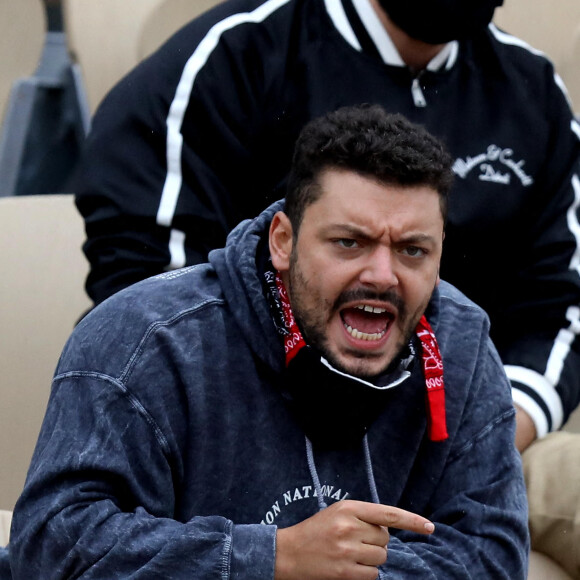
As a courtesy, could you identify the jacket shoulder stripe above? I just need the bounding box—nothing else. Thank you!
[488,23,576,110]
[323,0,361,51]
[488,23,544,57]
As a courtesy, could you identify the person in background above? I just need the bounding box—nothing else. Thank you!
[10,105,529,579]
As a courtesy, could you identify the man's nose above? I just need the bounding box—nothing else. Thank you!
[358,246,399,290]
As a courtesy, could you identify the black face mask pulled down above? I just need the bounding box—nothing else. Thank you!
[378,0,504,44]
[280,345,415,449]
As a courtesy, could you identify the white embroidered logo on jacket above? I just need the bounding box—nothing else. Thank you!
[452,145,533,186]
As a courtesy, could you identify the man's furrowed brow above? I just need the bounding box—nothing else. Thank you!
[324,223,375,239]
[398,233,439,245]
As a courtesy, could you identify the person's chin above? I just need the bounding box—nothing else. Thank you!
[326,343,396,379]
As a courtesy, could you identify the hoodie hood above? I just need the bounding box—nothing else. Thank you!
[209,200,286,373]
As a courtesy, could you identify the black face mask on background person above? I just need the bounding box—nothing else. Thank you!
[378,0,504,45]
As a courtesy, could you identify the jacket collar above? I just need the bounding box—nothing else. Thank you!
[323,0,459,71]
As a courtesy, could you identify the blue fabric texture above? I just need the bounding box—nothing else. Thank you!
[10,200,529,578]
[0,546,11,580]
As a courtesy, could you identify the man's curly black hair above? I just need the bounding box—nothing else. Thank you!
[285,104,454,233]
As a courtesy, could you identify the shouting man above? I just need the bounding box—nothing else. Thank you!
[11,105,528,578]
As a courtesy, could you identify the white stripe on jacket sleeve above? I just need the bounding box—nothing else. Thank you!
[157,0,292,269]
[507,176,580,435]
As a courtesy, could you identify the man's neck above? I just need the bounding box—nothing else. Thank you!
[369,0,446,72]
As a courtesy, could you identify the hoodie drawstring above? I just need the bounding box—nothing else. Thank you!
[363,434,380,505]
[306,436,328,511]
[305,433,381,512]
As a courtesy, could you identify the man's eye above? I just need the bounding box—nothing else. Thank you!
[336,239,359,249]
[402,246,426,257]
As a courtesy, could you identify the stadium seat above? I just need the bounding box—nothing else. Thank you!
[528,550,573,580]
[0,194,91,512]
[0,511,11,548]
[0,0,45,126]
[0,0,89,197]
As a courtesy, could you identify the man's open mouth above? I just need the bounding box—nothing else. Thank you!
[340,304,394,342]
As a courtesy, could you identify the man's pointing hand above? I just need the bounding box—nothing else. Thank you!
[275,499,434,580]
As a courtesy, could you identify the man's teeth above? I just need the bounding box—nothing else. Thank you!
[344,305,389,341]
[344,324,386,341]
[355,305,387,314]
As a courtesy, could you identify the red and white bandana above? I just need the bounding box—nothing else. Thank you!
[416,315,448,442]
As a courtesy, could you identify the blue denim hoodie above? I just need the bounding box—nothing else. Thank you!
[10,201,529,578]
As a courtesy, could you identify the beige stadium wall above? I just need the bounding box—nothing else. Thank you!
[0,195,92,512]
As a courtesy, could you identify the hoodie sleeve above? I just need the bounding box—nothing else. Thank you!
[9,373,276,579]
[378,335,529,578]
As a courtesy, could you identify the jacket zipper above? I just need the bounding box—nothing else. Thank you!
[411,75,427,108]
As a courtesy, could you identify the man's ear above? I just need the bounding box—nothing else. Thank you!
[269,211,293,272]
[436,231,445,286]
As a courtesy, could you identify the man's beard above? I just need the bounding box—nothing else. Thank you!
[287,250,424,380]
